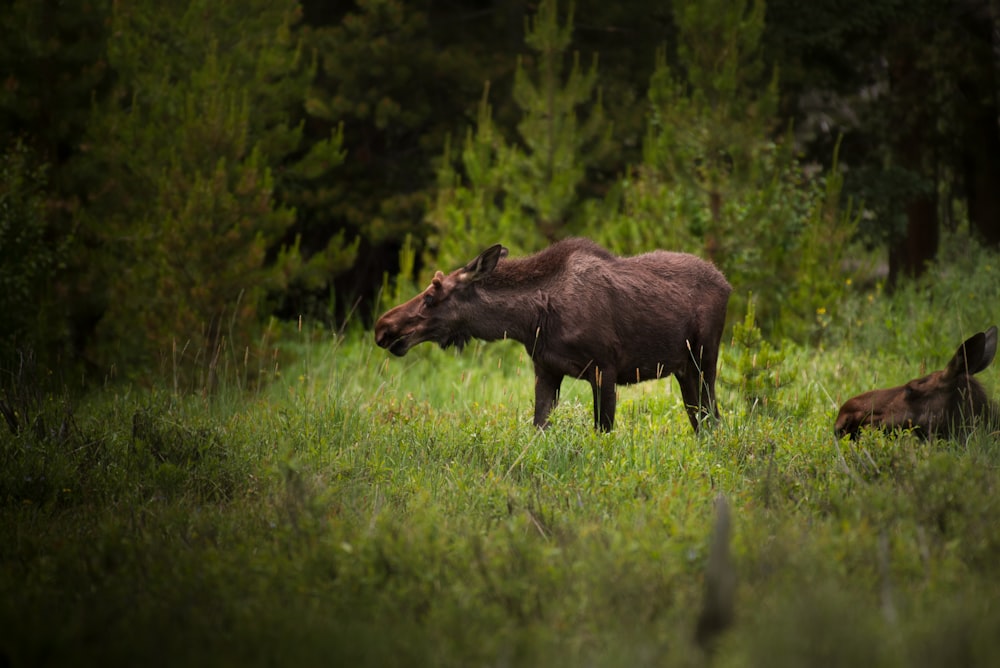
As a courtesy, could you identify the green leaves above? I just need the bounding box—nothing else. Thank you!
[81,0,319,382]
[594,0,856,342]
[646,0,776,215]
[0,141,63,357]
[429,0,612,269]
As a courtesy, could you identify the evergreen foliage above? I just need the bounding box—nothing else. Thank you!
[591,0,857,338]
[429,0,612,270]
[647,0,776,259]
[723,295,788,413]
[0,0,110,168]
[0,0,996,377]
[510,0,613,240]
[305,0,451,246]
[296,0,492,317]
[428,89,523,267]
[78,0,341,384]
[0,142,66,360]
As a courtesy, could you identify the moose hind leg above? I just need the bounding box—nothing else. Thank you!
[676,372,703,432]
[591,365,617,432]
[697,343,721,420]
[677,345,719,431]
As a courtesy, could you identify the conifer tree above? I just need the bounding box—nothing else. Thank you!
[595,0,857,339]
[429,0,611,269]
[0,142,66,361]
[0,1,112,367]
[0,0,110,177]
[81,0,343,383]
[646,0,777,262]
[509,0,612,241]
[430,86,520,267]
[297,0,484,316]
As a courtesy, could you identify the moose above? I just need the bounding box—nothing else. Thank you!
[374,238,731,432]
[835,326,999,439]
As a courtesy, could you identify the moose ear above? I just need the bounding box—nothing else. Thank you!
[460,244,508,283]
[946,326,998,378]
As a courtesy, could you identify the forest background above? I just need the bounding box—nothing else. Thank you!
[4,2,1000,665]
[2,0,1000,382]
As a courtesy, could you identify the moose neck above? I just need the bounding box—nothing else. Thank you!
[464,267,551,348]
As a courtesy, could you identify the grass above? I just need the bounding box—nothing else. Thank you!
[2,245,1000,667]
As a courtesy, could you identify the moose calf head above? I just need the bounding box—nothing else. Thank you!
[835,326,998,439]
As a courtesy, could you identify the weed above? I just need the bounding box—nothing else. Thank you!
[1,244,999,666]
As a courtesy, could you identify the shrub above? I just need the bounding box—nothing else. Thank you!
[0,141,67,362]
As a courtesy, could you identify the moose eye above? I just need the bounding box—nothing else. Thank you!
[422,293,435,307]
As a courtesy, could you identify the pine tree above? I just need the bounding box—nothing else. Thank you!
[295,0,485,317]
[509,0,612,240]
[646,0,777,262]
[429,86,520,267]
[0,141,66,361]
[0,1,113,367]
[428,0,611,269]
[0,0,110,174]
[597,0,857,339]
[81,0,343,384]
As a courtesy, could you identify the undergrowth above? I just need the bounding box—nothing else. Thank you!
[1,241,999,667]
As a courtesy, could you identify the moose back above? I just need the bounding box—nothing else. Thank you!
[374,238,732,432]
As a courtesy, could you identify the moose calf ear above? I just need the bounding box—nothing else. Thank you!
[978,325,998,372]
[947,327,998,378]
[460,244,507,282]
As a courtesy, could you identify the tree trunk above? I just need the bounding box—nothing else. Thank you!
[965,0,1000,247]
[888,194,938,288]
[965,112,1000,247]
[886,37,938,288]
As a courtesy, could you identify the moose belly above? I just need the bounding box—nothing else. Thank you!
[617,362,679,385]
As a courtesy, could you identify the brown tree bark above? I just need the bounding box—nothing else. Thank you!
[965,109,1000,247]
[885,34,939,288]
[888,194,938,288]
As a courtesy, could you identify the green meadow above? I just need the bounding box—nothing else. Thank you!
[2,245,999,667]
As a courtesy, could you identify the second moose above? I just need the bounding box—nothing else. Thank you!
[835,326,999,439]
[375,238,731,432]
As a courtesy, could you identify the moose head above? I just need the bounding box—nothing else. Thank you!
[835,326,998,439]
[374,244,509,357]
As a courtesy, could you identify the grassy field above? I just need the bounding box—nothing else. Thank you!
[2,247,1000,667]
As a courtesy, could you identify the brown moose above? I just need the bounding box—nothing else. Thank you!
[374,238,731,432]
[835,326,998,439]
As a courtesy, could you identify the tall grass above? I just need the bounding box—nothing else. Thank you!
[1,238,999,666]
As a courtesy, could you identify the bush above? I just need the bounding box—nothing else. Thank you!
[0,141,67,361]
[593,143,858,342]
[827,230,1000,359]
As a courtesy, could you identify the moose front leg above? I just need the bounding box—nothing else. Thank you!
[533,366,563,429]
[590,365,617,432]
